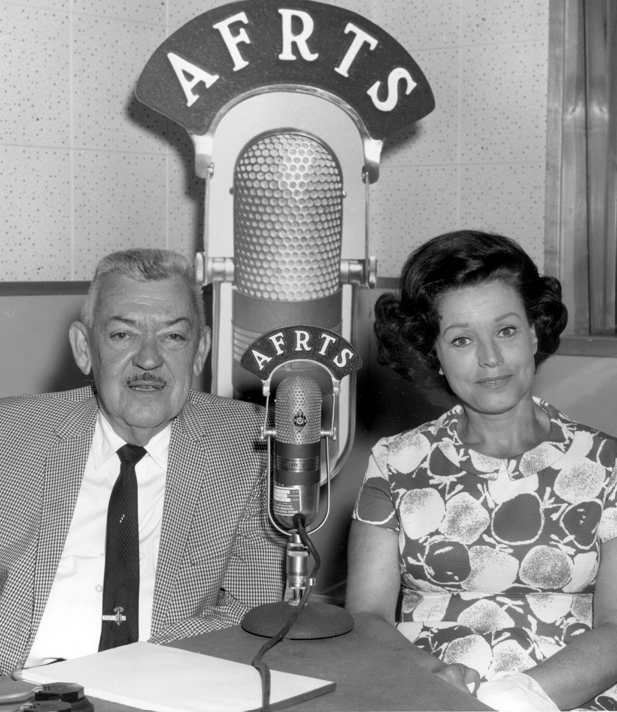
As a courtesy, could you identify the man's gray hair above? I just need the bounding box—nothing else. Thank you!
[81,248,205,330]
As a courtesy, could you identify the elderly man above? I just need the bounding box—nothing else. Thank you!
[0,248,285,673]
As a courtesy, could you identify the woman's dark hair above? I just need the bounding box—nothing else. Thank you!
[374,230,568,390]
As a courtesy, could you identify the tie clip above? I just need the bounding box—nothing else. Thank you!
[102,607,126,626]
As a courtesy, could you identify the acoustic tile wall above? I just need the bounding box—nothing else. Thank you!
[370,0,549,277]
[0,0,548,281]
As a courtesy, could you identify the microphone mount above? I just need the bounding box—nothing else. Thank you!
[240,326,361,639]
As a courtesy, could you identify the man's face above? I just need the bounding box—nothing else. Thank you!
[70,273,209,444]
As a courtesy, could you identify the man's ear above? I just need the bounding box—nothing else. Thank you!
[193,327,211,377]
[69,321,93,375]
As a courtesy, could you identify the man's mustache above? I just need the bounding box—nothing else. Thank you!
[126,373,167,388]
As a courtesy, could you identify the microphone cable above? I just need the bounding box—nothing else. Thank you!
[251,513,321,712]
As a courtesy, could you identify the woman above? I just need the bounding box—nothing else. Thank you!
[346,230,617,710]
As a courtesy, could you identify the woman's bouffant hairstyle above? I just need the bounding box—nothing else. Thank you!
[374,230,568,390]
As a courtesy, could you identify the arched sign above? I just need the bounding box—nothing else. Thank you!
[136,0,434,140]
[241,326,362,383]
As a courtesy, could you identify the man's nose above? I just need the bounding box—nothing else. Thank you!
[133,335,163,370]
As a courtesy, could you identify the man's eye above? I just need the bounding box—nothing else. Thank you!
[167,333,187,342]
[110,332,130,341]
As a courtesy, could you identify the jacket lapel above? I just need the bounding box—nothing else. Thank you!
[30,397,98,646]
[151,399,222,634]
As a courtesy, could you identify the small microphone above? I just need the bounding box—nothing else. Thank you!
[240,357,355,640]
[272,376,322,529]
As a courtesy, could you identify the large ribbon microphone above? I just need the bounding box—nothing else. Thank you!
[240,325,361,639]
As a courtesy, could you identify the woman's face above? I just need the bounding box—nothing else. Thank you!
[434,280,538,417]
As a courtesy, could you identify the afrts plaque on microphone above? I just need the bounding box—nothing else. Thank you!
[241,326,362,382]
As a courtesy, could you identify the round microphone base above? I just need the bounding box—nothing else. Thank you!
[241,601,354,639]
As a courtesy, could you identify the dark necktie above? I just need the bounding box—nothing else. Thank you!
[99,444,146,651]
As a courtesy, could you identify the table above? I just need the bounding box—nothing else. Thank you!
[80,624,492,712]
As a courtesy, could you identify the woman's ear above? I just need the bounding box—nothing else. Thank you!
[530,323,538,355]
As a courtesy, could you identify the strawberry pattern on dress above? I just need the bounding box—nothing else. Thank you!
[353,398,617,709]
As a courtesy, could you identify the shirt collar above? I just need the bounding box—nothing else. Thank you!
[434,397,575,480]
[93,411,171,472]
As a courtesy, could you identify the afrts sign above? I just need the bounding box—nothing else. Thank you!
[241,325,362,382]
[136,0,434,140]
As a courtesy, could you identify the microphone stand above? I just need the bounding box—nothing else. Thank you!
[241,407,353,639]
[237,341,362,712]
[251,513,319,712]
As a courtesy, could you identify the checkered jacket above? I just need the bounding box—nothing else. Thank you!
[0,387,286,674]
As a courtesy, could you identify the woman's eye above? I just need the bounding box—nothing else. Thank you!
[499,326,517,337]
[451,336,470,347]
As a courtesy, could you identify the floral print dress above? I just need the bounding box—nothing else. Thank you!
[353,399,617,709]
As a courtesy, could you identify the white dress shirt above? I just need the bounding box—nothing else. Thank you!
[26,413,169,667]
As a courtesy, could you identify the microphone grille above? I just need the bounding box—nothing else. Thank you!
[234,132,343,301]
[275,376,322,445]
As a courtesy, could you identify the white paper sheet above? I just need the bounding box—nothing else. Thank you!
[23,641,335,712]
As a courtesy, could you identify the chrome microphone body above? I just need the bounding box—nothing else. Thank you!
[272,376,322,529]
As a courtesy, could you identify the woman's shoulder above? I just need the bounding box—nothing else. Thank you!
[537,399,617,479]
[570,419,617,446]
[373,405,461,456]
[541,398,617,448]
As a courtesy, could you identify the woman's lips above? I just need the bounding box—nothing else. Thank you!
[476,375,511,387]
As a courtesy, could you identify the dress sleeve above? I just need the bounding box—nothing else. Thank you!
[599,461,617,543]
[352,440,399,532]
